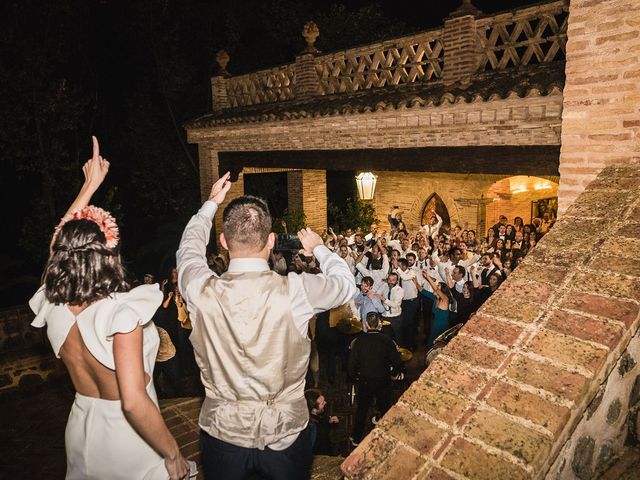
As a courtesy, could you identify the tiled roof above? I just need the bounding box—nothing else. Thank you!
[186,63,564,129]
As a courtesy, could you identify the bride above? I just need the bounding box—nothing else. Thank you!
[29,137,190,479]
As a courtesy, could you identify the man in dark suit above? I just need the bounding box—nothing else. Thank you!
[348,312,402,446]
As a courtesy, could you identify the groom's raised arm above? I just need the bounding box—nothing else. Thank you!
[177,172,231,307]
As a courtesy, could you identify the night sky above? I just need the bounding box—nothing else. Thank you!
[0,0,541,306]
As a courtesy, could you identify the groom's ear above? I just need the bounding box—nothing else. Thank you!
[220,233,229,251]
[266,232,275,250]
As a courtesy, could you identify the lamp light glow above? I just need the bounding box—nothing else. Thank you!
[355,172,378,201]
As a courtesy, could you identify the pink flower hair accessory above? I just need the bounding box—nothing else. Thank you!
[55,205,120,248]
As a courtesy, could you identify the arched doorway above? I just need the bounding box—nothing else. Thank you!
[485,176,559,232]
[420,193,451,233]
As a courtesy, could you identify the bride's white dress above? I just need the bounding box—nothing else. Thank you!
[30,284,169,479]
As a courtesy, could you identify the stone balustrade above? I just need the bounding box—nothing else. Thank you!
[313,28,444,95]
[211,0,568,110]
[225,63,296,108]
[476,0,568,73]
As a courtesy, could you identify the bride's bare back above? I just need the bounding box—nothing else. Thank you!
[59,305,149,401]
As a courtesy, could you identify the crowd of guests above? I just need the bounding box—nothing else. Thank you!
[145,206,556,451]
[273,209,553,350]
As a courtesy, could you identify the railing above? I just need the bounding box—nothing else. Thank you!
[314,29,444,95]
[475,0,568,72]
[226,64,296,107]
[217,0,568,109]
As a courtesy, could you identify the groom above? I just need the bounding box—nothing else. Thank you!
[176,172,356,479]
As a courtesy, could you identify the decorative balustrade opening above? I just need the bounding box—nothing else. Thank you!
[314,33,444,95]
[476,2,568,72]
[226,64,296,108]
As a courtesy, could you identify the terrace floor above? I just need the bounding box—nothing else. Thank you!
[0,337,428,480]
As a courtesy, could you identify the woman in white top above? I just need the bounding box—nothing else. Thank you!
[29,137,189,480]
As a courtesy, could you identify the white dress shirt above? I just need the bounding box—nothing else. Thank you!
[397,268,419,300]
[421,213,443,239]
[374,283,404,317]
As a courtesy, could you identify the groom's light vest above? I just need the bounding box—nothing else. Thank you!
[189,270,310,449]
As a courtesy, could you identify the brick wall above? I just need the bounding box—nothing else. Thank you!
[189,93,563,151]
[372,172,498,233]
[373,172,559,235]
[341,164,640,479]
[192,93,562,233]
[558,0,640,213]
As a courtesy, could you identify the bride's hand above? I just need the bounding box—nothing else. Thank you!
[82,136,110,191]
[165,452,190,480]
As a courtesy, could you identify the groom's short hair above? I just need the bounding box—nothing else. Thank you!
[222,196,272,251]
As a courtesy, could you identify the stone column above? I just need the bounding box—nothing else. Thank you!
[211,50,231,110]
[442,0,482,84]
[287,170,327,231]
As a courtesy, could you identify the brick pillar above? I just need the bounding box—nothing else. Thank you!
[558,0,640,215]
[287,170,327,231]
[211,50,231,110]
[211,75,230,110]
[294,53,320,100]
[287,171,303,213]
[196,146,245,250]
[442,1,482,84]
[198,144,219,203]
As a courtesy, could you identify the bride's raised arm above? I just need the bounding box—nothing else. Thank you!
[63,136,110,218]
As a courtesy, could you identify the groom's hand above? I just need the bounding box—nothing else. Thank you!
[298,228,323,257]
[209,171,232,205]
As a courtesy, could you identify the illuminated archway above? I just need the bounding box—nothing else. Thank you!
[485,176,559,232]
[420,193,451,233]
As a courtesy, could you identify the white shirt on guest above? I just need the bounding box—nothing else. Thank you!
[374,283,404,317]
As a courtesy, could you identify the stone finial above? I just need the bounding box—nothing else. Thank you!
[215,50,230,75]
[449,0,482,18]
[302,21,320,54]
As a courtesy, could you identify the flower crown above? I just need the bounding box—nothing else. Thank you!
[55,205,120,248]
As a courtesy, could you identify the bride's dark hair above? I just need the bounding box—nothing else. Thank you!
[43,219,132,305]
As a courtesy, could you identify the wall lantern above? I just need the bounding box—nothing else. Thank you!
[355,172,378,201]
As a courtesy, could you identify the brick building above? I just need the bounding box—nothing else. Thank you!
[186,0,568,236]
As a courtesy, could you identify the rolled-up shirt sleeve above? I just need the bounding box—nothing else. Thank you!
[176,201,218,311]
